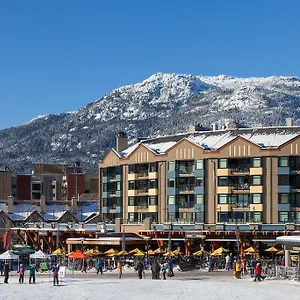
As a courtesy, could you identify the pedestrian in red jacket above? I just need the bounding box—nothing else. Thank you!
[253,263,261,282]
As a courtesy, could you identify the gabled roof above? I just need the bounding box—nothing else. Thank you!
[116,126,300,158]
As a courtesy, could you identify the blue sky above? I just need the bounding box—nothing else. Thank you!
[0,0,299,129]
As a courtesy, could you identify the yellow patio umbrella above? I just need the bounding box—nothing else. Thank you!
[84,249,103,256]
[134,250,145,256]
[244,247,257,254]
[117,250,129,256]
[104,248,118,255]
[154,248,166,254]
[276,250,284,255]
[129,248,140,255]
[146,249,155,256]
[173,249,183,256]
[52,248,64,255]
[193,249,210,256]
[212,247,229,255]
[163,251,175,257]
[265,246,279,252]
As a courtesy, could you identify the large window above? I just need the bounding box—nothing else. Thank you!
[149,179,158,189]
[103,183,107,192]
[218,159,228,169]
[168,196,175,205]
[196,159,203,170]
[218,195,228,204]
[129,197,135,206]
[252,175,262,185]
[252,158,262,168]
[149,163,157,172]
[149,196,158,206]
[278,175,290,185]
[279,157,289,167]
[168,161,175,171]
[167,213,176,222]
[167,179,175,188]
[252,194,262,204]
[128,181,135,190]
[279,212,289,223]
[218,177,228,186]
[117,182,121,191]
[195,178,203,187]
[196,195,204,205]
[278,194,289,204]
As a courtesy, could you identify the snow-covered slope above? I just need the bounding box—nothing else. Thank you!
[1,72,300,173]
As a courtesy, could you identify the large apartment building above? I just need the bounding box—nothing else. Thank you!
[99,125,300,226]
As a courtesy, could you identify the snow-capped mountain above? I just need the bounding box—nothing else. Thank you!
[1,72,300,173]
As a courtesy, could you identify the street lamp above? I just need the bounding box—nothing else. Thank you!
[143,237,151,260]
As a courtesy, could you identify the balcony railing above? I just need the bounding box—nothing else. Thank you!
[136,171,148,178]
[178,168,194,175]
[136,205,149,210]
[179,202,195,208]
[230,166,250,174]
[136,188,148,195]
[230,183,250,191]
[178,185,195,192]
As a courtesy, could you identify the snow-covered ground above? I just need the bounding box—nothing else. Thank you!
[0,274,299,300]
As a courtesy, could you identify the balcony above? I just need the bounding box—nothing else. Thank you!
[107,173,117,181]
[136,188,148,195]
[231,184,250,193]
[291,165,300,174]
[107,190,117,197]
[230,166,250,175]
[136,171,149,179]
[178,166,194,177]
[178,185,195,194]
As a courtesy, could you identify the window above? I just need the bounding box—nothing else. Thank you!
[196,195,204,205]
[149,179,157,189]
[279,194,289,204]
[219,212,229,222]
[196,159,203,170]
[167,213,176,222]
[116,182,121,191]
[252,176,261,185]
[128,181,135,190]
[218,158,228,169]
[252,194,262,204]
[167,179,175,188]
[168,196,175,205]
[168,161,175,171]
[279,212,289,223]
[129,197,135,206]
[116,198,122,207]
[103,183,107,192]
[218,195,228,204]
[218,177,228,186]
[149,163,157,172]
[149,196,158,206]
[128,165,136,174]
[195,178,203,187]
[252,158,262,168]
[195,212,204,223]
[128,213,134,222]
[278,175,290,185]
[253,212,262,222]
[279,157,289,167]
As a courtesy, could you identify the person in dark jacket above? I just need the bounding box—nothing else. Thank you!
[151,261,156,279]
[4,263,9,283]
[96,259,103,275]
[136,260,144,279]
[0,261,4,276]
[155,261,161,279]
[81,260,87,273]
[52,264,60,286]
[29,264,36,284]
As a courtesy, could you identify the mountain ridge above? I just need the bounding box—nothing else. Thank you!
[1,72,300,173]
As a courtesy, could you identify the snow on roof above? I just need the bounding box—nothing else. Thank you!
[119,126,300,157]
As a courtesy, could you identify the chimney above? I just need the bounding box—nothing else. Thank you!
[188,125,196,133]
[116,132,128,152]
[40,196,46,214]
[71,196,78,213]
[286,118,294,127]
[7,195,13,214]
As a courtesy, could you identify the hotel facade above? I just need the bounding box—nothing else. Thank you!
[99,126,300,229]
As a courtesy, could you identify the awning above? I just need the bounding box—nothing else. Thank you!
[205,239,238,242]
[253,239,276,242]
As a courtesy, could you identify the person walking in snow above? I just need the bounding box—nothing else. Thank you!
[17,264,25,284]
[4,263,9,284]
[29,264,36,284]
[136,260,144,279]
[162,263,167,280]
[96,259,103,275]
[81,260,87,273]
[52,264,60,286]
[253,263,262,282]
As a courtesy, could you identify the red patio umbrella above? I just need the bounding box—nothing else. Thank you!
[68,250,89,259]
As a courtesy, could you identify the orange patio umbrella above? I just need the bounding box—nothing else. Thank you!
[68,250,90,259]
